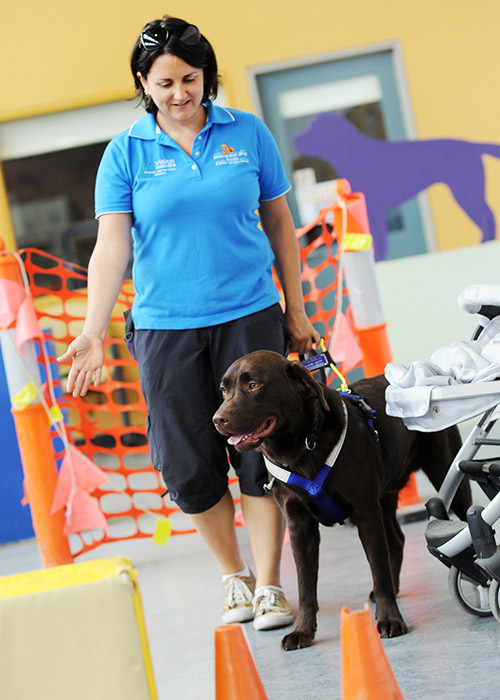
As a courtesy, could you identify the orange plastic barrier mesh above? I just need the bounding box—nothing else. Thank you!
[293,214,352,374]
[20,248,197,556]
[19,213,356,556]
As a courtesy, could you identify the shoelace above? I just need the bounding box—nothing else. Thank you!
[252,587,282,612]
[225,577,253,607]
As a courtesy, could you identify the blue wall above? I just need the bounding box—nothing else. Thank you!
[0,350,35,544]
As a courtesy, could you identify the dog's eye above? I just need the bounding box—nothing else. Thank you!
[220,385,227,396]
[247,382,261,391]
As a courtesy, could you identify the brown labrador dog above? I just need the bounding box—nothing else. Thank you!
[213,350,471,651]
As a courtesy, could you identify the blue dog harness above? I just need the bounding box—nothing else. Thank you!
[263,403,349,525]
[263,344,379,524]
[339,390,378,439]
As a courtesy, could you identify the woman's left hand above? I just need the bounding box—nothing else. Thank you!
[285,308,321,355]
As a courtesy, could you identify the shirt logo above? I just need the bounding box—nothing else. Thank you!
[141,158,177,176]
[213,145,249,166]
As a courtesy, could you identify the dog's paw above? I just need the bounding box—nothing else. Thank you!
[377,618,408,638]
[281,629,315,651]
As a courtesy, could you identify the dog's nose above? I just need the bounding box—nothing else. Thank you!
[212,411,228,428]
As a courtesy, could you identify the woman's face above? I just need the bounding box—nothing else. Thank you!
[138,53,205,129]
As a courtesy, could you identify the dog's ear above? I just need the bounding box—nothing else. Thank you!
[286,360,330,411]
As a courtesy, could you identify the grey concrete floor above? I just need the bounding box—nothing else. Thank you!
[2,509,500,700]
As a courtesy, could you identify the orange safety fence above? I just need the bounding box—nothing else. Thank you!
[20,248,195,557]
[17,205,361,557]
[293,216,353,376]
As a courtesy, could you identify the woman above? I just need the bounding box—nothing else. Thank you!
[58,15,320,630]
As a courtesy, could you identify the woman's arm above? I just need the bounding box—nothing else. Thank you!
[57,213,132,397]
[259,195,320,354]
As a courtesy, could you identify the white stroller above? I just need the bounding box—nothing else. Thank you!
[385,284,500,620]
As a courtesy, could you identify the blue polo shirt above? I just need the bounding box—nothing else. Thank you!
[95,104,291,329]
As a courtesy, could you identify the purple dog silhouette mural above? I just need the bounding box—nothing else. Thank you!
[295,113,500,260]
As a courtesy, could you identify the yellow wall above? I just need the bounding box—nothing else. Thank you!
[2,0,500,251]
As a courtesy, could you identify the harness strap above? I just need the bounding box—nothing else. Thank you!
[340,391,379,439]
[263,403,349,525]
[287,468,347,524]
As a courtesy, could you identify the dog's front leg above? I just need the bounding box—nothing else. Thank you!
[279,497,320,651]
[355,509,408,638]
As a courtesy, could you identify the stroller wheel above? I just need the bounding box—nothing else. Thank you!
[488,580,500,622]
[448,566,492,617]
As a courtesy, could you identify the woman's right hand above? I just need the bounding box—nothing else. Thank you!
[57,334,105,398]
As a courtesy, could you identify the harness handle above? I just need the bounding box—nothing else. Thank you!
[292,337,349,393]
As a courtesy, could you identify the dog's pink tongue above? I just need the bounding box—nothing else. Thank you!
[228,434,245,446]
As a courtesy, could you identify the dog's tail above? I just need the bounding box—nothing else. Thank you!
[479,142,500,159]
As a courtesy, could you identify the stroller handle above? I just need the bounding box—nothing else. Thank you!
[459,284,500,318]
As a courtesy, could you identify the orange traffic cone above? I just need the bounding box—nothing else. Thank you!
[341,605,404,700]
[398,473,422,508]
[215,624,268,700]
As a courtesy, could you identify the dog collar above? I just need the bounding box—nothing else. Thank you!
[263,403,348,525]
[304,400,326,451]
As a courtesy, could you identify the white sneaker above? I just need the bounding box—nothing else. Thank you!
[221,571,256,624]
[252,586,294,630]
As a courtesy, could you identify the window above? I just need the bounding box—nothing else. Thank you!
[0,100,142,268]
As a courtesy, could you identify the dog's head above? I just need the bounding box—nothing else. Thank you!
[212,350,329,452]
[294,113,355,161]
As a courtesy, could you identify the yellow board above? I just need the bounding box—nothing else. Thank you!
[0,556,157,700]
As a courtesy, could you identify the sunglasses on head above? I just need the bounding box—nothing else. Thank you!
[140,23,201,51]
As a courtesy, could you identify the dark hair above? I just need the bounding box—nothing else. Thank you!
[131,16,219,114]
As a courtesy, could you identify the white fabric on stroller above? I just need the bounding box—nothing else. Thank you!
[458,283,500,315]
[385,292,500,432]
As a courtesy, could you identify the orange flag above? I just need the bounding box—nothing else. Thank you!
[15,294,43,353]
[329,310,363,376]
[0,279,25,329]
[50,444,109,515]
[63,487,109,536]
